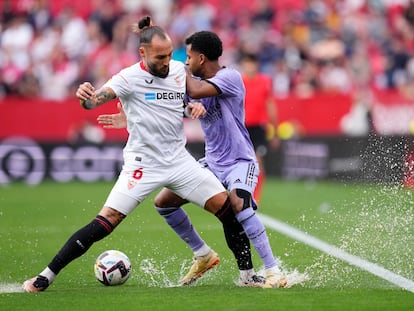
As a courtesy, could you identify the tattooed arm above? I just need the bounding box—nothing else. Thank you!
[75,82,117,110]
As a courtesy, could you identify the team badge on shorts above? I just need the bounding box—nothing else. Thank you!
[127,179,137,190]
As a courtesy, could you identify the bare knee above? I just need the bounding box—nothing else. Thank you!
[204,191,228,214]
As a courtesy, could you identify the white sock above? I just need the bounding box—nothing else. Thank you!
[194,243,211,257]
[239,268,255,281]
[265,265,281,275]
[40,267,56,283]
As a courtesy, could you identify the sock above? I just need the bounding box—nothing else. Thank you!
[236,207,278,269]
[239,268,255,281]
[39,267,56,284]
[47,215,113,275]
[193,243,211,257]
[215,198,253,271]
[156,206,205,253]
[265,266,281,275]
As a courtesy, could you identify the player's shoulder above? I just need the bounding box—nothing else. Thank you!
[118,62,141,77]
[219,66,240,75]
[214,66,243,84]
[219,66,242,78]
[169,60,185,73]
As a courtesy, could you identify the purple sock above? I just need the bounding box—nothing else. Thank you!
[236,207,277,269]
[156,206,205,252]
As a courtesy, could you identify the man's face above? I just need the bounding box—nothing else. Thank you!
[185,44,203,77]
[141,35,173,78]
[241,58,259,76]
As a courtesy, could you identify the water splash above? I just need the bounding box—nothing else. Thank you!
[303,182,414,288]
[0,283,25,294]
[137,257,180,288]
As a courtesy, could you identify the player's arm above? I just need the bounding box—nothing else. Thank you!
[185,67,220,99]
[76,82,116,110]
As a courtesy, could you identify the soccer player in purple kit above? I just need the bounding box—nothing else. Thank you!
[158,30,287,288]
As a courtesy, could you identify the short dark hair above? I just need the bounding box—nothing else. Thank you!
[240,53,259,62]
[185,31,223,61]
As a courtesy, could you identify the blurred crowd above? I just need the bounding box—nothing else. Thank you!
[1,0,414,102]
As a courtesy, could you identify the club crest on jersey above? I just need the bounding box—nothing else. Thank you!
[174,75,182,86]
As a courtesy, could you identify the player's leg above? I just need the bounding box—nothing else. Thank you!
[211,196,264,287]
[197,158,259,284]
[167,155,252,285]
[226,162,287,288]
[173,159,259,286]
[22,206,127,292]
[23,165,156,292]
[154,188,220,286]
[154,188,212,257]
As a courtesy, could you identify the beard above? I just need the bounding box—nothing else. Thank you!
[147,61,169,78]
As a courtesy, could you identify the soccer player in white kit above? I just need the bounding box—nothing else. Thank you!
[22,16,228,292]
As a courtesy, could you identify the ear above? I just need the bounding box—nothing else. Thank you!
[199,53,206,65]
[139,46,145,58]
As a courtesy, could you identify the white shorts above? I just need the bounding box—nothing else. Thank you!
[104,151,226,215]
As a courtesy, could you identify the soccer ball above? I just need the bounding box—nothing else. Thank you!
[94,250,132,286]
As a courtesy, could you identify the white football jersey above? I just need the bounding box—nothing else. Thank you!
[104,60,187,166]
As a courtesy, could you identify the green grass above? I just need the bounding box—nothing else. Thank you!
[1,179,413,310]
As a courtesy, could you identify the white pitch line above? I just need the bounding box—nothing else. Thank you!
[257,212,414,293]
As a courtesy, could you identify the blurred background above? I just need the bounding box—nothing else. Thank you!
[1,0,414,186]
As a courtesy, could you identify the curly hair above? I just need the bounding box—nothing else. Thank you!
[185,31,223,61]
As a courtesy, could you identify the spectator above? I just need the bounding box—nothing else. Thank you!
[1,0,414,102]
[36,43,79,100]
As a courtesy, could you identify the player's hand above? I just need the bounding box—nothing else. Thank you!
[186,102,206,119]
[76,82,95,101]
[76,82,96,109]
[97,102,127,129]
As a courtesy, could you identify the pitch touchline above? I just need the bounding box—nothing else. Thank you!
[257,213,414,293]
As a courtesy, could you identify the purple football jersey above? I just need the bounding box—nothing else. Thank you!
[198,67,256,173]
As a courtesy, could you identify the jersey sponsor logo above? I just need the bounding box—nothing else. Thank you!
[145,93,156,100]
[144,92,185,101]
[145,79,153,84]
